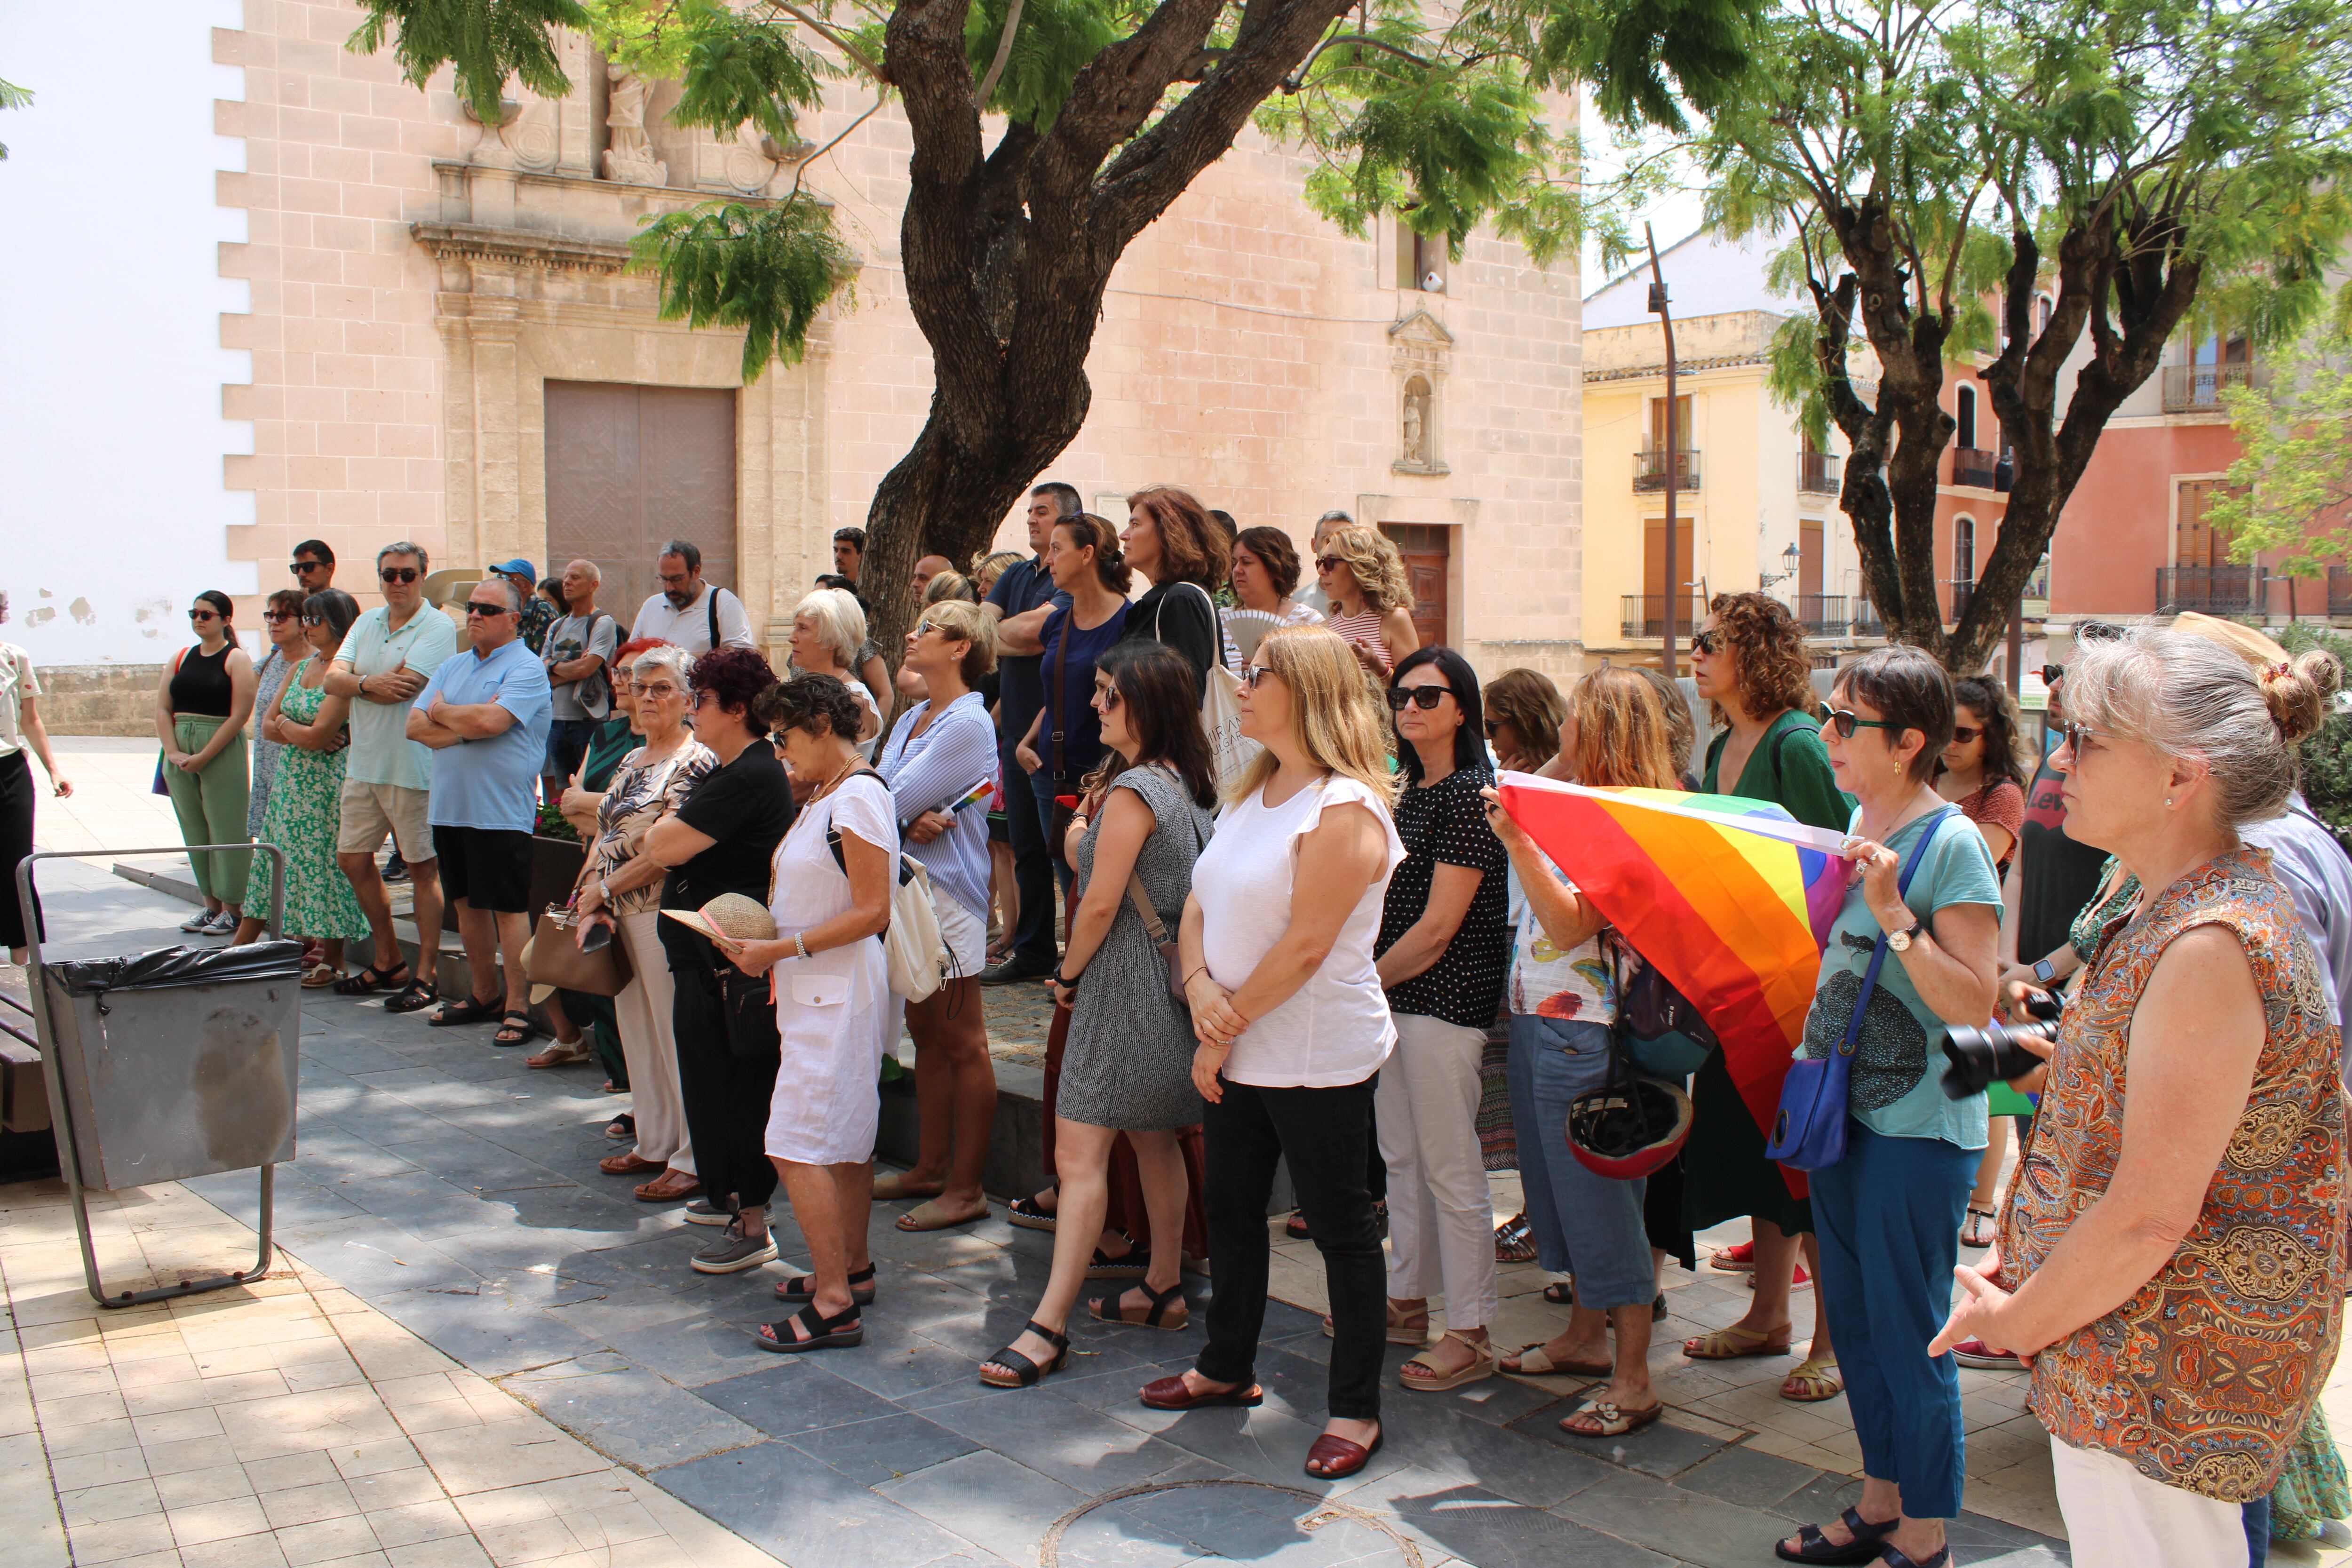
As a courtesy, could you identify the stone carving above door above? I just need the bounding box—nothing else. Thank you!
[602,63,669,186]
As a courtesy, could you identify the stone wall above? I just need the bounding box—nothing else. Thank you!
[33,667,168,738]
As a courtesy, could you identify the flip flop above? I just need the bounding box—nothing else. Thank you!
[1557,1397,1663,1438]
[896,1198,988,1232]
[1501,1342,1613,1377]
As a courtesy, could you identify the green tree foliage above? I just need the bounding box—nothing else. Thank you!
[0,77,32,161]
[1703,0,2352,672]
[2209,322,2352,580]
[2273,623,2352,853]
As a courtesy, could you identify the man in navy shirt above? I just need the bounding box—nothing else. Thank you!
[979,482,1079,983]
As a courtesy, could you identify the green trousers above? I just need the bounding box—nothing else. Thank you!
[162,715,252,901]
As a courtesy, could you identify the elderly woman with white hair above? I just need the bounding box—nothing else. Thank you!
[570,644,715,1202]
[1930,629,2347,1568]
[788,588,882,758]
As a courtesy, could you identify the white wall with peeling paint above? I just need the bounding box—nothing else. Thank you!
[0,0,254,666]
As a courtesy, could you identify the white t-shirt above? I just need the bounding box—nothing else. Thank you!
[767,773,899,1019]
[1192,772,1406,1088]
[0,644,39,759]
[1505,856,1615,1025]
[630,583,755,656]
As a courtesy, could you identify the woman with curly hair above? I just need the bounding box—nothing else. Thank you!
[1683,590,1852,1405]
[1311,527,1418,677]
[1482,669,1567,774]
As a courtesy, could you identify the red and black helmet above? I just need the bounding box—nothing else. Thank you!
[1566,1075,1694,1181]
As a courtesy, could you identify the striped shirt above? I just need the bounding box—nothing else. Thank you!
[876,690,998,919]
[1326,607,1393,673]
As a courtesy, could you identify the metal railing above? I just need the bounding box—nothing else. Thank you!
[1948,580,1975,622]
[2162,362,2262,413]
[1619,593,1710,640]
[1798,452,1841,493]
[1794,594,1847,635]
[2156,565,2266,615]
[1633,449,1702,492]
[1950,447,1998,488]
[2332,567,2352,618]
[1852,597,1884,637]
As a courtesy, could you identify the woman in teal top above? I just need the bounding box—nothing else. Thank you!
[1776,645,2000,1568]
[1684,593,1853,1404]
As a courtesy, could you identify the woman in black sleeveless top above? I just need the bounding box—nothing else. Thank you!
[152,591,258,934]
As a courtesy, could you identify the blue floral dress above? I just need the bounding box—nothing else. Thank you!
[242,660,372,941]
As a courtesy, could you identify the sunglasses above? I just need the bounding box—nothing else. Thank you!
[1241,665,1276,688]
[1386,685,1454,712]
[464,602,512,618]
[1949,724,1982,744]
[1092,685,1123,711]
[2040,663,2064,686]
[2059,722,2111,756]
[1820,705,1903,739]
[1690,628,1724,656]
[290,560,327,574]
[1314,556,1345,573]
[300,613,327,626]
[262,609,295,623]
[188,609,219,622]
[380,567,421,584]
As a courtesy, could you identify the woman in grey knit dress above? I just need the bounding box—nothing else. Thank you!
[980,642,1219,1389]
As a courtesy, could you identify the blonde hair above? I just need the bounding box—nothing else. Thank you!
[923,570,978,605]
[792,587,867,671]
[1227,625,1398,809]
[971,550,1024,594]
[918,597,998,685]
[1322,526,1414,613]
[1569,668,1682,789]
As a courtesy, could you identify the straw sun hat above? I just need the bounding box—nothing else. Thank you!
[660,892,778,948]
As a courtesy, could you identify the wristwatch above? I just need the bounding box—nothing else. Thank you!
[2032,957,2057,985]
[1886,918,1926,953]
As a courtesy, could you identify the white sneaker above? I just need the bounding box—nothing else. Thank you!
[180,909,217,933]
[203,910,240,935]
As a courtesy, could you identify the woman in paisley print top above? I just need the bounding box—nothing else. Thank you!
[1931,629,2348,1568]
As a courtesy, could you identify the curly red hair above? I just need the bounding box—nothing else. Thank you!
[1704,592,1815,726]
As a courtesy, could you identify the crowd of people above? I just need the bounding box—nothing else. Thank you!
[1,489,2347,1562]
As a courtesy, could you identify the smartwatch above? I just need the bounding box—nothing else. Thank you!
[2032,957,2057,985]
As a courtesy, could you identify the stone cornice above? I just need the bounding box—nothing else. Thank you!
[1584,351,1772,384]
[408,221,636,275]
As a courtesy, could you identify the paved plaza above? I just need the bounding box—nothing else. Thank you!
[1,740,2345,1567]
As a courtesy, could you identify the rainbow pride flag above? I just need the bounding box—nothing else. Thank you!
[1494,774,1851,1198]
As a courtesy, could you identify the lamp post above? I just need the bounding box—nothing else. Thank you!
[1645,224,1679,677]
[1760,541,1803,591]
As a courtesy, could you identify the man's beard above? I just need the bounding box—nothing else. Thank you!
[665,586,694,608]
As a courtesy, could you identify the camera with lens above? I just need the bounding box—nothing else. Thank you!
[1939,991,2062,1100]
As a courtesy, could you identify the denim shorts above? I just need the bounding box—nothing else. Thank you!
[1505,1012,1655,1309]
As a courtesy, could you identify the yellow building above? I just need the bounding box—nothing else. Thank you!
[1579,244,1885,670]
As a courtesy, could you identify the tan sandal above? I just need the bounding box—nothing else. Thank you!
[1500,1343,1613,1377]
[896,1197,988,1232]
[1323,1300,1430,1345]
[1557,1396,1663,1437]
[873,1170,944,1201]
[1780,1355,1844,1402]
[1683,1323,1793,1361]
[1400,1331,1495,1393]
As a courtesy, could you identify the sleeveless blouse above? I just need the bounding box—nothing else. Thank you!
[1324,608,1393,673]
[1997,846,2348,1501]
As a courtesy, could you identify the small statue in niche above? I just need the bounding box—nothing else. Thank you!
[1401,377,1432,467]
[602,62,668,185]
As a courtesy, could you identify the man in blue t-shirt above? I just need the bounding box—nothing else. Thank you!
[979,481,1078,983]
[407,578,554,1043]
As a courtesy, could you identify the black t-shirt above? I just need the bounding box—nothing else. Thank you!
[2015,749,2109,963]
[1123,581,1220,692]
[1377,764,1510,1028]
[659,740,795,912]
[984,557,1068,744]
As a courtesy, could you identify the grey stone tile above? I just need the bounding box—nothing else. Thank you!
[362,1287,599,1377]
[695,1360,906,1437]
[1671,1445,1831,1510]
[1504,1404,1734,1479]
[873,1448,1087,1563]
[915,1387,1220,1495]
[1948,1511,2070,1557]
[784,1409,981,1485]
[1443,1373,1568,1428]
[599,1310,782,1388]
[814,1326,987,1405]
[1549,1465,1804,1568]
[654,1439,976,1568]
[501,1359,764,1470]
[1111,1400,1409,1494]
[1963,1549,2070,1568]
[1377,1474,1674,1568]
[1059,1477,1396,1568]
[1345,1400,1615,1509]
[273,1217,481,1297]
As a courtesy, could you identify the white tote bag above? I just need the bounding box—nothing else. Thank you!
[1163,582,1260,790]
[882,852,950,1003]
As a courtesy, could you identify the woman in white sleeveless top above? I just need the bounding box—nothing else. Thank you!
[1141,626,1406,1484]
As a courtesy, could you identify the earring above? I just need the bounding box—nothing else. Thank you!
[2165,797,2174,809]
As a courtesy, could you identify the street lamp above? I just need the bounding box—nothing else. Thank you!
[1759,541,1803,590]
[1645,223,1680,676]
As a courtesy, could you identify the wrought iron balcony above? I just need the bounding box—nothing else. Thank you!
[1794,594,1848,636]
[1633,449,1701,493]
[2156,565,2266,616]
[1852,597,1884,637]
[2332,567,2352,619]
[2161,362,2263,413]
[1798,452,1841,494]
[1950,447,1998,489]
[1948,580,1975,623]
[1619,593,1709,640]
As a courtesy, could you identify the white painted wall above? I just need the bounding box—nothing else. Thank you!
[1584,225,1796,330]
[0,0,252,665]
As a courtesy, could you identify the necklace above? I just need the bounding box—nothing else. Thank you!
[809,753,859,802]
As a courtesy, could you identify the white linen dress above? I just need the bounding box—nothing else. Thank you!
[762,773,900,1164]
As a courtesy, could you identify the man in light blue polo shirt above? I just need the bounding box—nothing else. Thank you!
[406,577,553,1044]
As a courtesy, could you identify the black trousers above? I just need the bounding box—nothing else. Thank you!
[0,751,41,951]
[660,921,781,1212]
[999,734,1058,970]
[1198,1073,1385,1422]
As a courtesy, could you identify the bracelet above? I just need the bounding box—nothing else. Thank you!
[1184,966,1209,988]
[793,931,810,960]
[1053,969,1080,989]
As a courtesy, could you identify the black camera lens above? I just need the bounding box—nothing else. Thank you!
[1939,992,2063,1100]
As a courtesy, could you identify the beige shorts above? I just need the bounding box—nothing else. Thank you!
[337,779,435,861]
[933,888,988,980]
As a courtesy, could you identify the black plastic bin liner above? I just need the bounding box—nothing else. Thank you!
[47,941,305,997]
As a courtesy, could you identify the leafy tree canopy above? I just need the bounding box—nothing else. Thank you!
[2210,320,2352,580]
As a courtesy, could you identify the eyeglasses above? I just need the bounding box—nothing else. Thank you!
[1385,685,1454,712]
[188,609,219,622]
[1691,629,1724,656]
[262,609,294,624]
[630,681,685,699]
[1820,705,1903,739]
[2040,663,2064,687]
[290,560,327,574]
[1313,556,1345,573]
[1949,724,1982,744]
[1241,665,1276,688]
[2059,722,2113,756]
[379,567,420,584]
[464,602,511,618]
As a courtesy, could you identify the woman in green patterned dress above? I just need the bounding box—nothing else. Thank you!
[243,589,373,985]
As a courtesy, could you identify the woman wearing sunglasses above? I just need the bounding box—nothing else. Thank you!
[154,590,259,936]
[1683,591,1850,1402]
[1311,527,1418,678]
[1776,646,2002,1568]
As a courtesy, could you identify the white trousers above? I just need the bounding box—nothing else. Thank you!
[2049,1436,2248,1568]
[613,910,694,1175]
[1375,1012,1499,1329]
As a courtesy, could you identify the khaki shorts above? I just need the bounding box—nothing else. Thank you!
[337,779,435,861]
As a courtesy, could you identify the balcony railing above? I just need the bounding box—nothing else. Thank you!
[1620,593,1710,640]
[1948,580,1975,623]
[1633,449,1702,493]
[1852,597,1885,637]
[1798,452,1841,494]
[1950,447,1999,489]
[2162,362,2263,413]
[1794,594,1848,636]
[2332,566,2352,618]
[2156,565,2266,616]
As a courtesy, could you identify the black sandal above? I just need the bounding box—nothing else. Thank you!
[1087,1231,1145,1279]
[428,989,504,1027]
[775,1265,876,1305]
[1773,1506,1899,1565]
[978,1320,1069,1388]
[332,960,409,996]
[1006,1195,1057,1231]
[382,977,439,1014]
[1089,1278,1188,1329]
[1542,1281,1574,1306]
[754,1303,863,1353]
[492,1011,537,1047]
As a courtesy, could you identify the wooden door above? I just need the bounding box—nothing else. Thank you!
[1644,518,1696,636]
[1799,523,1824,599]
[1380,523,1451,651]
[545,382,739,617]
[2176,478,2230,568]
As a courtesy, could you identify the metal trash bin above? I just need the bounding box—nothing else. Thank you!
[16,845,293,1306]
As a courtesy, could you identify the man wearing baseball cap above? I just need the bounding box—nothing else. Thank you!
[490,559,557,655]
